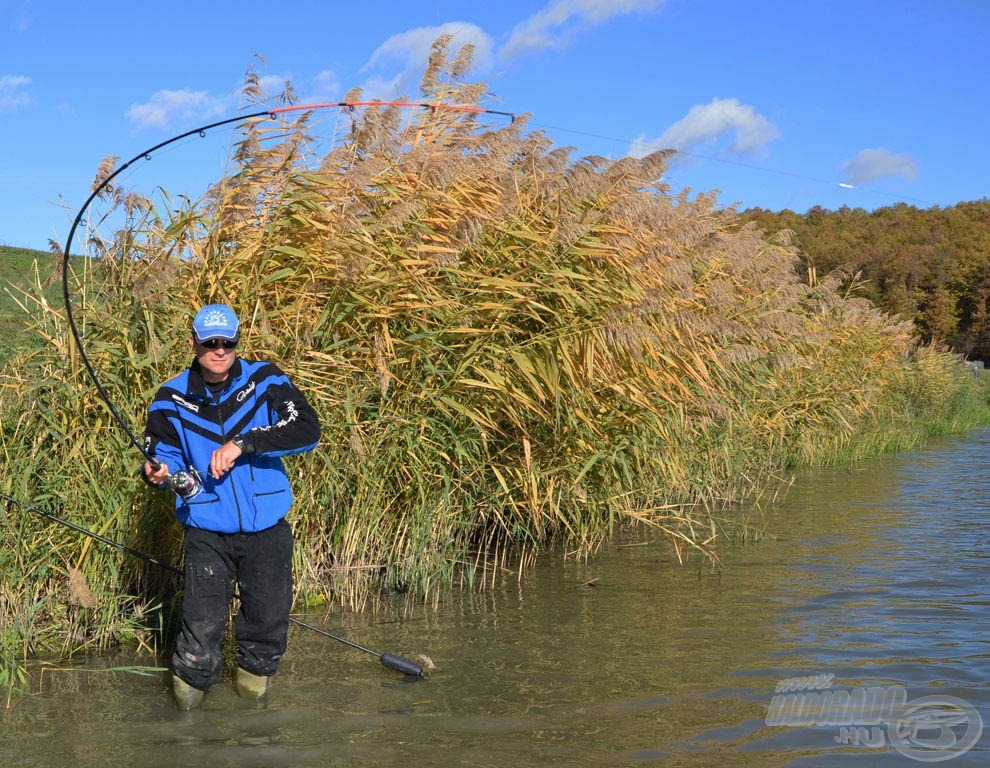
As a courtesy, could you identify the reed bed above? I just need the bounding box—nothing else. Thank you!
[2,39,988,683]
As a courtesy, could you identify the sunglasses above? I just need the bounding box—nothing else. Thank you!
[199,338,239,350]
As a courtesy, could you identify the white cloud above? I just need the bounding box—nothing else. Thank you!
[841,148,917,185]
[502,0,664,60]
[257,74,289,98]
[286,69,344,106]
[307,69,342,101]
[125,67,345,133]
[126,88,232,130]
[361,22,495,99]
[0,74,32,112]
[629,97,779,159]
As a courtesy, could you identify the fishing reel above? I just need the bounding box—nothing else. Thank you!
[166,467,203,501]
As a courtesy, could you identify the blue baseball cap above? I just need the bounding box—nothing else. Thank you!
[192,304,240,342]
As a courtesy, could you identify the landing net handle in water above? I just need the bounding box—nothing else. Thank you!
[1,493,425,677]
[56,101,516,677]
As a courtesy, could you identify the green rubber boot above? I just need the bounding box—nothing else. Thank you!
[236,667,271,701]
[172,674,205,710]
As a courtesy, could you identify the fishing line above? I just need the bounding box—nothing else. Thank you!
[528,119,936,208]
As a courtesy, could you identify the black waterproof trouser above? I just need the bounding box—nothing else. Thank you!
[172,519,294,691]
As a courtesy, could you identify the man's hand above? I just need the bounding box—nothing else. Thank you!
[210,440,243,479]
[144,460,171,485]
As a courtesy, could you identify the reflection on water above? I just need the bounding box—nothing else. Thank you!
[3,429,989,766]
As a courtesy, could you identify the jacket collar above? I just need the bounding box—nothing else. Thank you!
[188,357,243,398]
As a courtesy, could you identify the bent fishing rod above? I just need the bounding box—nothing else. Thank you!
[1,492,423,677]
[55,100,513,677]
[60,99,515,469]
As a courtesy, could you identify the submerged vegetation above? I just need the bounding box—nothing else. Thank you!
[2,39,989,689]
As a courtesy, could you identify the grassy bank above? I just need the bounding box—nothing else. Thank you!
[3,40,989,693]
[0,245,60,363]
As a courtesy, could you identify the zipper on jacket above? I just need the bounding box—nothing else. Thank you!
[213,386,245,533]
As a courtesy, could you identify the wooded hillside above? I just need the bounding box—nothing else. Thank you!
[739,200,990,361]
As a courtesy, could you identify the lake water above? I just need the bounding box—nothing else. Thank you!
[2,428,988,766]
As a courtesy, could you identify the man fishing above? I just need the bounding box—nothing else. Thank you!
[142,303,321,709]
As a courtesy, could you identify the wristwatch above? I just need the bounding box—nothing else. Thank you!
[231,434,247,452]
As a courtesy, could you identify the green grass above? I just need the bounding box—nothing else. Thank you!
[0,245,60,364]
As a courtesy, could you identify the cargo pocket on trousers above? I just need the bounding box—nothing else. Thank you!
[184,560,228,619]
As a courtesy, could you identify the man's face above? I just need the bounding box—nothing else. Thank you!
[191,336,237,382]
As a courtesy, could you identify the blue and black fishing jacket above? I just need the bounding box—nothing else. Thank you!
[144,357,321,533]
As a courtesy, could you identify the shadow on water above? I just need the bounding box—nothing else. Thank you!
[3,429,989,766]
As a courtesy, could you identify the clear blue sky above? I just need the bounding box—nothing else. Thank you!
[2,0,987,251]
